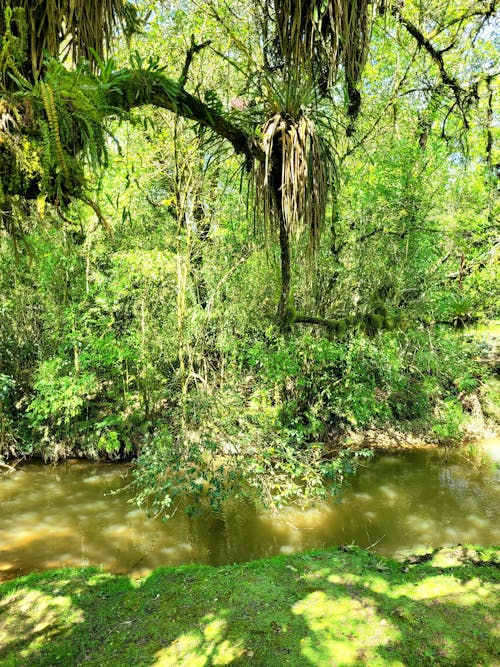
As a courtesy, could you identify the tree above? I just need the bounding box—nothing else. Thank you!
[1,0,496,327]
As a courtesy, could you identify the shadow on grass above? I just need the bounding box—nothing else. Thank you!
[0,546,498,666]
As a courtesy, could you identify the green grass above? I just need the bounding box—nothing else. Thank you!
[0,546,498,666]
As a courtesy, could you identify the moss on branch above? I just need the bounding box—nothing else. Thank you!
[106,69,264,168]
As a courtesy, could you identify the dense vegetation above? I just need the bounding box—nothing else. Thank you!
[0,0,498,517]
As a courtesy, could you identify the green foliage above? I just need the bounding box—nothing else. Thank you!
[243,327,485,437]
[431,399,464,444]
[0,371,17,455]
[133,409,372,519]
[0,210,177,459]
[0,0,497,520]
[0,6,29,89]
[133,426,244,518]
[247,333,387,435]
[26,358,98,436]
[0,35,118,207]
[0,372,15,404]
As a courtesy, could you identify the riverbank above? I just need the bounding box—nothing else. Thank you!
[334,425,500,454]
[1,546,498,666]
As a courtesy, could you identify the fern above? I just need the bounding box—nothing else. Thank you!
[2,49,122,210]
[39,120,53,194]
[0,7,29,92]
[39,81,68,179]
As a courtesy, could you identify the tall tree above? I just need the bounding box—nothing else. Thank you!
[0,0,497,324]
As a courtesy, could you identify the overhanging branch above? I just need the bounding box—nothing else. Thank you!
[396,14,466,117]
[107,70,264,168]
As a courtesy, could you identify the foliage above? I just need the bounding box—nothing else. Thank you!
[0,213,177,459]
[0,0,498,517]
[0,371,16,456]
[0,0,139,76]
[268,0,374,115]
[133,394,373,518]
[133,317,487,518]
[255,110,331,254]
[0,57,118,208]
[244,328,485,433]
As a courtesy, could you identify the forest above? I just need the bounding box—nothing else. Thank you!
[0,0,498,519]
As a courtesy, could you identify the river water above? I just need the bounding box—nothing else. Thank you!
[1,441,498,580]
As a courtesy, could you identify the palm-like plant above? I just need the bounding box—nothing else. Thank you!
[257,112,327,245]
[0,0,138,75]
[254,83,333,324]
[255,0,379,325]
[273,0,373,95]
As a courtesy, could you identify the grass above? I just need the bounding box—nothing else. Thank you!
[0,546,498,666]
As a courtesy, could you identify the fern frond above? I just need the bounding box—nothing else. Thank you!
[39,81,67,178]
[39,121,53,193]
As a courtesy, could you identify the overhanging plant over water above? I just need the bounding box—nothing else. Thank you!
[131,325,490,522]
[132,382,374,520]
[133,438,373,521]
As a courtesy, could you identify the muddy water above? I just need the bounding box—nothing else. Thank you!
[1,441,498,580]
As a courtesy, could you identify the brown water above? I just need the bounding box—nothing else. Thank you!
[1,442,498,580]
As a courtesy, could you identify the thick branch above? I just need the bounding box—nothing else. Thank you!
[107,70,264,168]
[396,14,464,103]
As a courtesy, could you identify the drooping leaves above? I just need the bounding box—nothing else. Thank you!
[268,0,376,104]
[0,0,140,76]
[255,111,330,254]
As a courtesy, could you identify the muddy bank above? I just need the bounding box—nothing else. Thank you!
[333,426,499,454]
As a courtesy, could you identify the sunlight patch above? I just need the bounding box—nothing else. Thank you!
[292,590,400,666]
[154,616,244,666]
[0,588,83,657]
[326,571,391,595]
[395,575,498,605]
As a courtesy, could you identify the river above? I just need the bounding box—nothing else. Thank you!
[1,440,498,580]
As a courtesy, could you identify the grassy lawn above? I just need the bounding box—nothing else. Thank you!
[0,546,498,666]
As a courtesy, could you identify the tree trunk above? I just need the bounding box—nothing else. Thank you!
[277,206,291,330]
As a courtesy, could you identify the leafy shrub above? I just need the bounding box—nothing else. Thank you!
[432,399,464,443]
[242,326,486,440]
[25,358,98,445]
[132,389,373,520]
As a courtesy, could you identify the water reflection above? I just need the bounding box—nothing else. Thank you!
[0,444,498,580]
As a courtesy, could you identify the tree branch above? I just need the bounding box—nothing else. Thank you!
[107,70,264,169]
[396,13,464,105]
[179,35,212,88]
[294,315,337,330]
[393,5,497,130]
